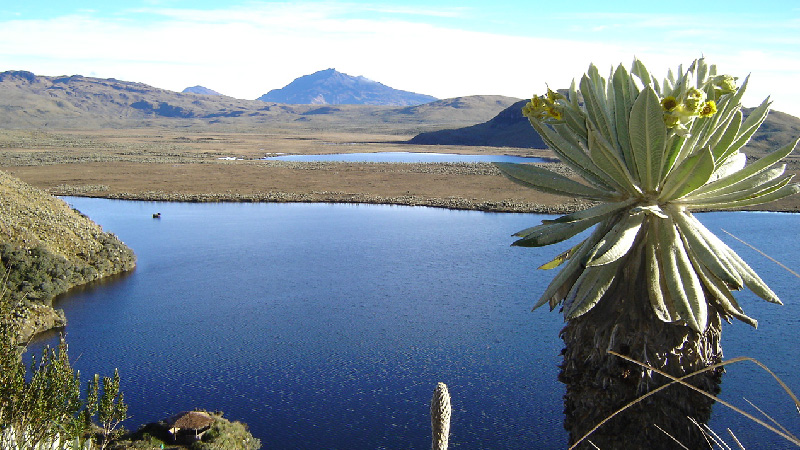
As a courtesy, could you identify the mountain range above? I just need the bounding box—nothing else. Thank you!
[0,70,515,131]
[1,69,798,155]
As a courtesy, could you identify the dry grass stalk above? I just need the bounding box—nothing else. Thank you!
[570,353,800,449]
[430,382,451,450]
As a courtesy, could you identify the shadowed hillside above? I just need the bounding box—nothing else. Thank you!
[408,99,544,148]
[409,99,800,157]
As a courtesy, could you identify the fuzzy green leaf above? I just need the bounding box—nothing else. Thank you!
[563,258,622,319]
[726,97,771,155]
[725,243,782,305]
[494,162,610,200]
[692,180,800,210]
[684,167,789,205]
[513,201,624,246]
[539,241,583,270]
[631,59,653,87]
[532,223,611,310]
[659,147,715,201]
[528,119,620,191]
[588,124,639,195]
[688,215,781,304]
[580,75,616,149]
[512,218,602,247]
[629,86,666,191]
[710,110,742,161]
[586,211,645,266]
[645,220,681,322]
[692,255,758,328]
[660,216,708,332]
[673,212,743,289]
[612,65,638,179]
[688,137,799,198]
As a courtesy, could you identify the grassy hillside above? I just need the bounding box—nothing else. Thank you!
[0,170,135,341]
[0,70,518,134]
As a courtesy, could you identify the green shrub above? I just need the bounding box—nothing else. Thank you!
[189,416,261,450]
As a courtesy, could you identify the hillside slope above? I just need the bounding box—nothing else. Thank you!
[0,170,136,341]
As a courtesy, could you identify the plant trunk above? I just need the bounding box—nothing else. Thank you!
[559,248,724,449]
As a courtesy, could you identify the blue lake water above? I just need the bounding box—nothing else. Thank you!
[260,152,545,163]
[31,199,800,449]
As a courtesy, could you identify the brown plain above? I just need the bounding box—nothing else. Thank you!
[2,126,799,214]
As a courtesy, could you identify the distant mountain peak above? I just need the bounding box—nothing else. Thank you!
[183,85,222,96]
[257,69,437,106]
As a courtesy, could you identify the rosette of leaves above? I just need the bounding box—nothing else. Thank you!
[497,58,799,332]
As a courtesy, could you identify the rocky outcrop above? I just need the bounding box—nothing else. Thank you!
[12,302,66,343]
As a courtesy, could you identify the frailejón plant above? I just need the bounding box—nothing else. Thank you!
[497,58,799,332]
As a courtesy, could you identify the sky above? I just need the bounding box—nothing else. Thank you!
[1,0,799,117]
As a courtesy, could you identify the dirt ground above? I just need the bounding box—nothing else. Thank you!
[2,128,799,213]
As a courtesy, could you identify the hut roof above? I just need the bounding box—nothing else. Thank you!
[167,411,215,430]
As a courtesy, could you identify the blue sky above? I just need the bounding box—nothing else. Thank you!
[2,0,799,117]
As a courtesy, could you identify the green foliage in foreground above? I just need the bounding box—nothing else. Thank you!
[497,57,799,332]
[0,288,127,450]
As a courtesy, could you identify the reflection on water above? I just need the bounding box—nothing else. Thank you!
[261,151,548,163]
[29,199,800,449]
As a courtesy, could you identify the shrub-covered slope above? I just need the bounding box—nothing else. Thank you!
[0,170,135,340]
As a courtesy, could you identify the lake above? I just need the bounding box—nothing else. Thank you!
[31,199,800,449]
[260,152,546,163]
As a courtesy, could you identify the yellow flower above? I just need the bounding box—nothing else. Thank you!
[663,112,681,128]
[547,107,563,120]
[683,88,706,114]
[699,100,717,118]
[522,97,545,119]
[523,94,563,121]
[661,96,678,112]
[546,87,565,103]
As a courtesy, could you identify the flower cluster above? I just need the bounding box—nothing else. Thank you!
[523,68,738,138]
[659,74,738,135]
[661,87,718,134]
[522,88,564,121]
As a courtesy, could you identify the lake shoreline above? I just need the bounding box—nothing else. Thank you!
[52,190,800,214]
[5,160,800,214]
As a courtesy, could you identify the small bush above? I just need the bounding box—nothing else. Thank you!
[189,416,261,450]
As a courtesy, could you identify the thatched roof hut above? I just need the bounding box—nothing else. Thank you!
[166,411,215,441]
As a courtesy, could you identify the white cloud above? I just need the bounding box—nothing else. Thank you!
[0,3,798,118]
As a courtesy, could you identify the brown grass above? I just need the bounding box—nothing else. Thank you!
[2,128,800,213]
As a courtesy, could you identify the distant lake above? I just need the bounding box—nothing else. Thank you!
[260,152,546,163]
[32,199,800,449]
